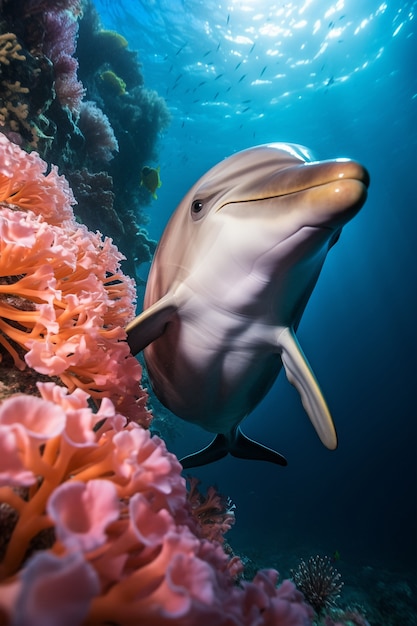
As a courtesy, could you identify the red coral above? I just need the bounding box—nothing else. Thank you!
[187,476,236,544]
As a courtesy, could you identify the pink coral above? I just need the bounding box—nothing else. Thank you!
[0,387,313,625]
[0,133,148,421]
[14,552,100,626]
[0,132,74,224]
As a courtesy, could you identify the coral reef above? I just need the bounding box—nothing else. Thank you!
[291,555,343,615]
[0,29,54,151]
[0,0,169,283]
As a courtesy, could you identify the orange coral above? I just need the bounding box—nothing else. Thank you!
[0,133,149,423]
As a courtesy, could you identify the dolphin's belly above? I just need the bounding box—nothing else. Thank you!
[143,310,282,434]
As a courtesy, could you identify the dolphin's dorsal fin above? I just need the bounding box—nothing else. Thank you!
[180,427,287,469]
[277,326,337,450]
[126,293,177,355]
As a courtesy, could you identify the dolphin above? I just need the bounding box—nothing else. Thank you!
[126,143,369,468]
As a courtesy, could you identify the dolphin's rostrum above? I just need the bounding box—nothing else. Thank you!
[127,143,369,468]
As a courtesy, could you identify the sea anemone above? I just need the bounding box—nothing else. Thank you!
[291,555,343,614]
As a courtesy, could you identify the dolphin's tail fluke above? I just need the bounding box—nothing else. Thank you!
[179,427,287,469]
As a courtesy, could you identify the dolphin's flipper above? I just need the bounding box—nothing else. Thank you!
[180,427,287,469]
[126,294,177,355]
[277,326,338,450]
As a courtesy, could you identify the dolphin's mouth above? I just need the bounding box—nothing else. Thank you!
[221,159,369,204]
[217,159,370,228]
[272,159,370,197]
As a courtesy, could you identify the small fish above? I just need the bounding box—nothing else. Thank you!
[227,13,230,25]
[226,86,232,92]
[203,50,211,58]
[260,65,267,77]
[249,42,256,54]
[215,74,224,81]
[174,73,183,83]
[235,61,242,71]
[168,64,174,73]
[214,91,219,100]
[238,74,247,83]
[242,99,251,103]
[140,166,162,200]
[193,98,200,103]
[175,42,187,56]
[328,21,334,28]
[241,106,250,113]
[326,76,334,86]
[198,81,206,87]
[216,42,221,51]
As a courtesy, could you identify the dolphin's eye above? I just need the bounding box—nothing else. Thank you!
[191,199,207,221]
[192,200,204,213]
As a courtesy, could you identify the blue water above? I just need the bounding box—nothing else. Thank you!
[94,0,416,584]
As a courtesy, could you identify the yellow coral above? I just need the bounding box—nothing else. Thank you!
[95,30,128,50]
[99,70,126,96]
[0,33,25,66]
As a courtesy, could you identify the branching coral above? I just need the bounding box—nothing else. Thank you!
[0,385,314,625]
[0,32,39,147]
[187,476,236,544]
[0,0,84,154]
[0,33,25,65]
[0,132,148,421]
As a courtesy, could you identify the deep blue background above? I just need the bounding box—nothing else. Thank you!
[94,0,416,577]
